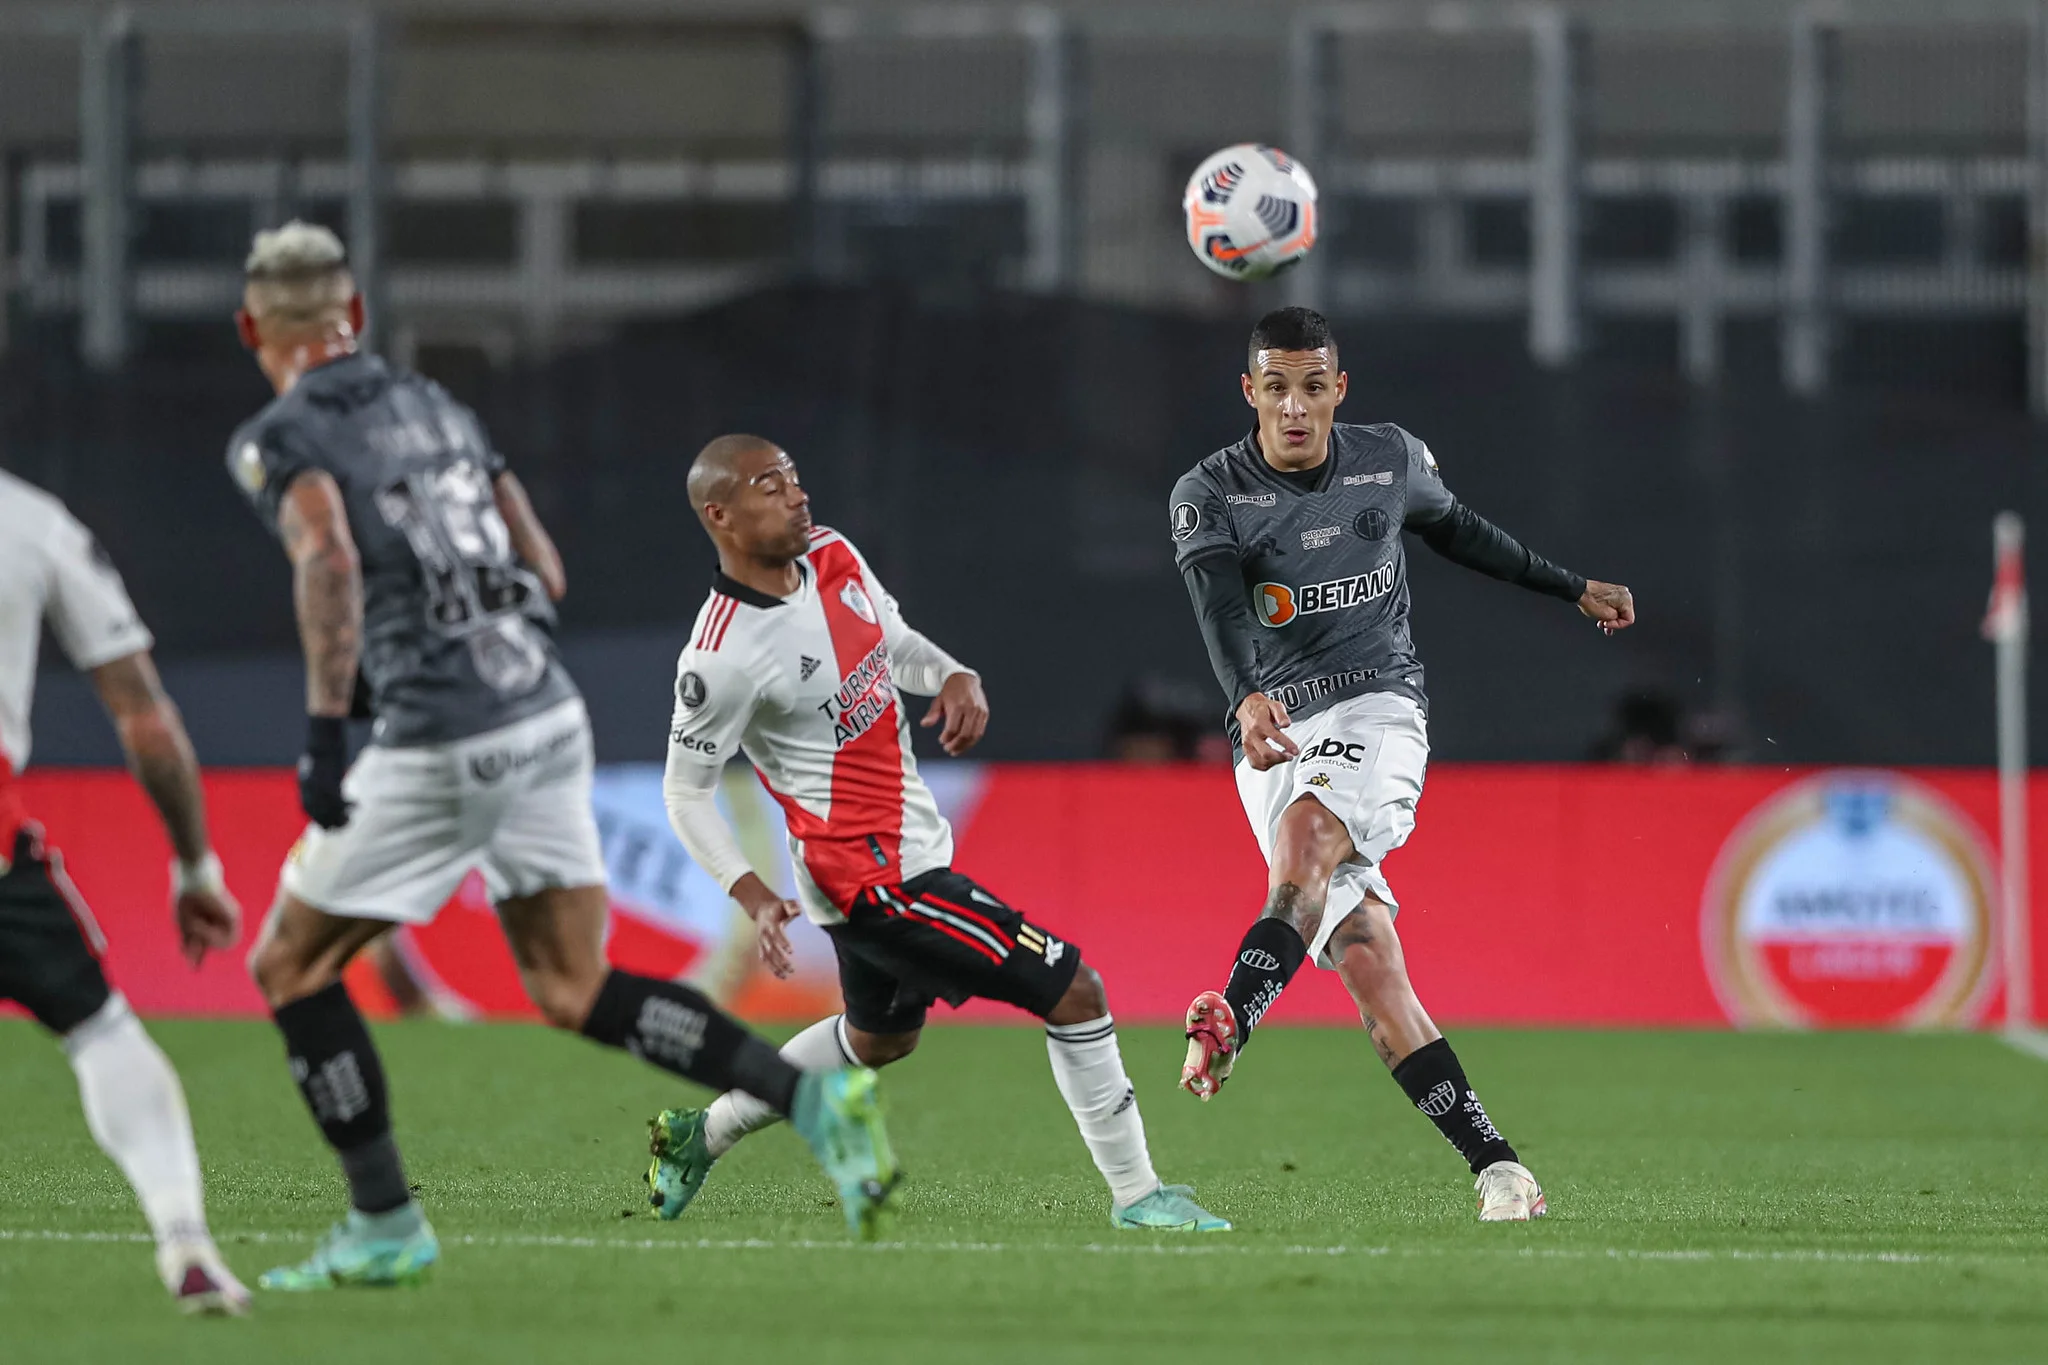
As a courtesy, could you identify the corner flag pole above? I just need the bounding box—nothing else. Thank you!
[1984,512,2031,1034]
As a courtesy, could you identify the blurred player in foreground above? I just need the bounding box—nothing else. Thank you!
[225,225,897,1288]
[0,472,249,1314]
[650,435,1228,1233]
[1170,307,1635,1221]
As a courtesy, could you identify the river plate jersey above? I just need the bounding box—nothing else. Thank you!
[227,353,578,747]
[1170,422,1454,722]
[666,527,957,925]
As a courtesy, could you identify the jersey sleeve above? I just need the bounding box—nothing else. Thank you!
[1397,427,1457,528]
[667,646,759,778]
[1169,465,1237,569]
[41,510,154,670]
[225,420,322,535]
[663,646,763,892]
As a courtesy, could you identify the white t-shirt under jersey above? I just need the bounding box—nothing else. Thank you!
[0,470,154,776]
[662,525,972,925]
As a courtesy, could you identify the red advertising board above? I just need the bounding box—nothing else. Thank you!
[12,764,2045,1028]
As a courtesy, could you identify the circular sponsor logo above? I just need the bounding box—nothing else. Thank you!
[676,670,707,709]
[1254,582,1297,627]
[1700,772,1995,1029]
[1239,948,1280,971]
[1418,1080,1457,1118]
[1355,507,1389,541]
[1171,501,1201,542]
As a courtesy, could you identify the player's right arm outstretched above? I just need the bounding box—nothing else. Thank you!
[660,648,801,975]
[1397,429,1636,634]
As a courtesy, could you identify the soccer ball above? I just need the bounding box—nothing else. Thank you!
[1182,144,1319,281]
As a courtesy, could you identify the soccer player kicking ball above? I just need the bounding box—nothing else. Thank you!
[224,224,897,1289]
[1170,308,1636,1222]
[650,434,1227,1234]
[0,472,249,1314]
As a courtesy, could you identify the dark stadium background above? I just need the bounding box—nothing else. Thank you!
[4,0,2044,770]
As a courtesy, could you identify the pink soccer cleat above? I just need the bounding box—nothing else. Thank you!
[1179,991,1240,1101]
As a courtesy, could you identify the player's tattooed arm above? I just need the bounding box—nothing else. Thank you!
[90,650,209,865]
[90,649,242,965]
[494,471,567,602]
[277,471,363,717]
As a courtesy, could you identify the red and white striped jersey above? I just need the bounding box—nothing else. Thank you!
[664,527,971,924]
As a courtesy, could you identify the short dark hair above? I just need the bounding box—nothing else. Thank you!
[1247,306,1336,373]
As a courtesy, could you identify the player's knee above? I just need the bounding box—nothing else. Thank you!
[847,1029,920,1067]
[1332,920,1404,1000]
[248,933,318,1009]
[1047,962,1109,1024]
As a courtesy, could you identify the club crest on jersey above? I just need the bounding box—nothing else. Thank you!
[839,579,878,625]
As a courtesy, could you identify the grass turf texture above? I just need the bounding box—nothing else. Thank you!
[3,1022,2046,1363]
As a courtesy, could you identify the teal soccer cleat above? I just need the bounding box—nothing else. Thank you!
[258,1206,440,1291]
[645,1107,719,1220]
[789,1068,901,1240]
[1111,1183,1233,1233]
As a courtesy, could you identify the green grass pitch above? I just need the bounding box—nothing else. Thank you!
[4,1020,2047,1363]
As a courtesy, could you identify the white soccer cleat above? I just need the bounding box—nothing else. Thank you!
[1474,1160,1547,1223]
[159,1238,251,1317]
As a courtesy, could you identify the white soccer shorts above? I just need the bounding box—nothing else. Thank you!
[281,697,607,923]
[1233,690,1429,969]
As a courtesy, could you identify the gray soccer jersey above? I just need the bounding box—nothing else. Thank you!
[1170,422,1454,721]
[227,353,578,747]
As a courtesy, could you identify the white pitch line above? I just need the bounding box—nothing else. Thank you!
[2001,1029,2048,1063]
[0,1228,2036,1268]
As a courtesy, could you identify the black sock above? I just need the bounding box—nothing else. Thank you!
[1391,1037,1519,1175]
[272,981,411,1214]
[1222,917,1308,1050]
[580,969,800,1114]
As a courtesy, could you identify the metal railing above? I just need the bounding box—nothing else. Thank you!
[4,2,2048,411]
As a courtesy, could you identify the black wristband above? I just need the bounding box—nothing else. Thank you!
[305,714,348,758]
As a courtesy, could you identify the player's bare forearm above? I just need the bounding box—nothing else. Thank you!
[495,471,566,602]
[91,651,211,865]
[279,472,363,716]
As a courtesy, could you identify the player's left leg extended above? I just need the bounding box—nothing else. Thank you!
[496,884,898,1238]
[1323,891,1543,1221]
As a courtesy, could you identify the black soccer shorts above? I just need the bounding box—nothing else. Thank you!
[0,829,113,1034]
[826,868,1082,1036]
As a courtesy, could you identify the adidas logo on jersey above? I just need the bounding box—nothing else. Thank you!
[800,655,822,681]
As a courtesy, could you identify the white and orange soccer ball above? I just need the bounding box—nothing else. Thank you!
[1182,143,1319,281]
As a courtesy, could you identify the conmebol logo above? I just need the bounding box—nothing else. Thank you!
[1700,773,1996,1029]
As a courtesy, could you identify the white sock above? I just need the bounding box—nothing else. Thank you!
[64,994,212,1253]
[703,1014,854,1158]
[1045,1015,1160,1208]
